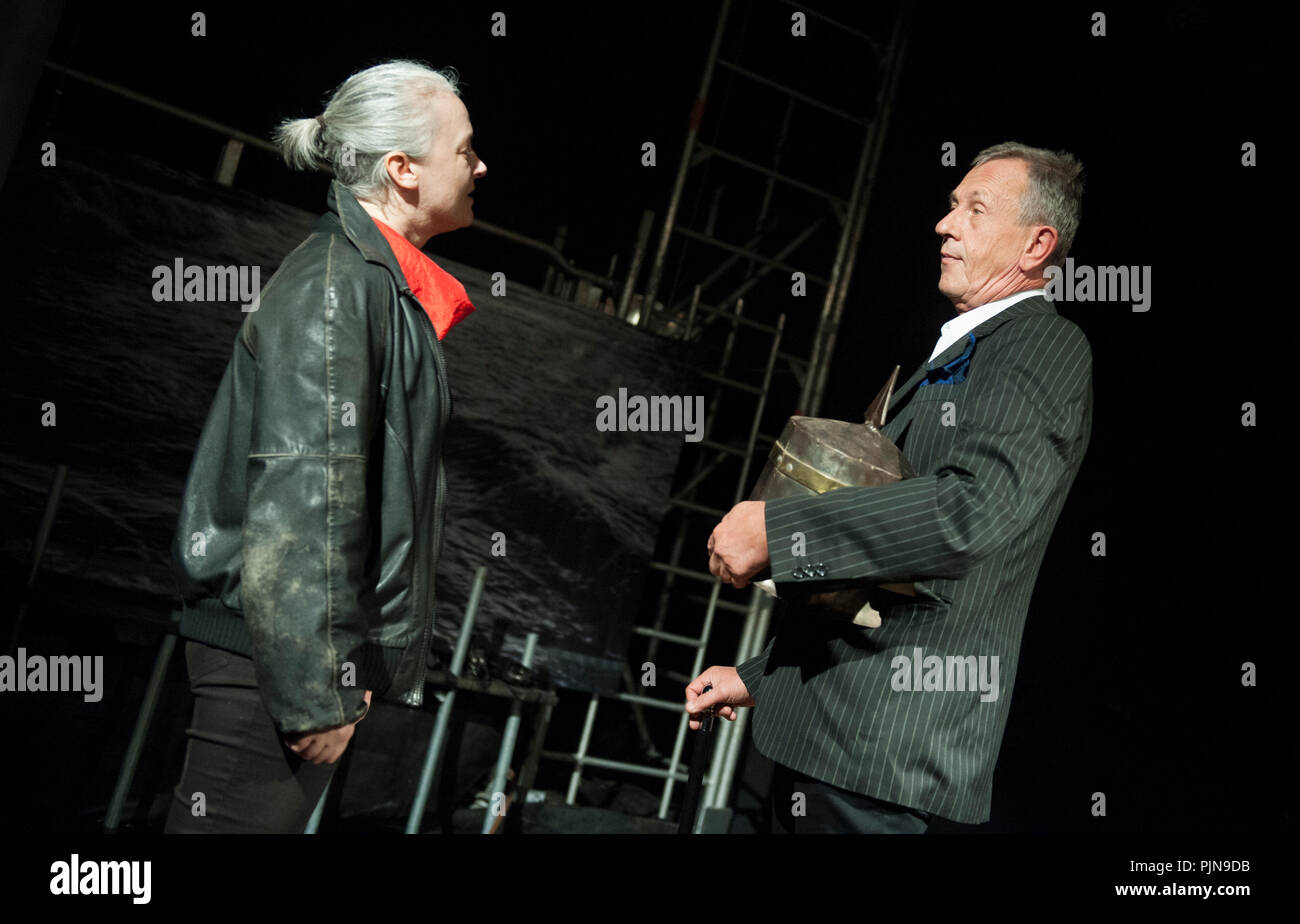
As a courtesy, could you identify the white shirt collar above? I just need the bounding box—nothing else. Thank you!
[928,288,1047,362]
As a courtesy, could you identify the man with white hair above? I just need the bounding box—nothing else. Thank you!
[689,142,1092,833]
[166,60,485,833]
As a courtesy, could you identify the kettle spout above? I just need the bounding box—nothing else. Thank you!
[864,365,901,429]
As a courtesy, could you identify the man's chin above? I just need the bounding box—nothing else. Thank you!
[937,283,968,309]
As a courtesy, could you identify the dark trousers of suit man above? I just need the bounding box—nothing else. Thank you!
[164,641,337,833]
[770,763,931,834]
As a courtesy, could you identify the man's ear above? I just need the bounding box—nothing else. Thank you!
[1020,224,1059,274]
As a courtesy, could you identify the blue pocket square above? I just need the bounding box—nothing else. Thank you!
[919,332,976,387]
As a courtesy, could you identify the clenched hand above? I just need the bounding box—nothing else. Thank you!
[685,666,754,730]
[707,500,769,588]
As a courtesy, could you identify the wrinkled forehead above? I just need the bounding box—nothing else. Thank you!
[950,158,1027,203]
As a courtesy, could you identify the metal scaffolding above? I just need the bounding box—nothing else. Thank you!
[545,0,909,829]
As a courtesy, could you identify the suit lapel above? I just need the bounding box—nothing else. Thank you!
[886,294,1056,420]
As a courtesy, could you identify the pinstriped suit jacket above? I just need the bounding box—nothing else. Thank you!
[736,293,1092,824]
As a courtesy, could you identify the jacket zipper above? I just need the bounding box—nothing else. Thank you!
[401,286,451,707]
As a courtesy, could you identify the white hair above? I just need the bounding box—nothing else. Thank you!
[971,141,1084,267]
[272,59,461,201]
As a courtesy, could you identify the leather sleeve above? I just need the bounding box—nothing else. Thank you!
[764,316,1092,589]
[240,236,387,736]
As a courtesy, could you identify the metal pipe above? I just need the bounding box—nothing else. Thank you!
[715,59,869,126]
[675,227,828,285]
[682,299,782,335]
[733,314,785,504]
[647,560,731,584]
[657,578,722,818]
[805,12,909,416]
[756,97,797,234]
[481,632,539,833]
[707,591,770,810]
[404,565,488,833]
[641,0,733,320]
[633,625,705,647]
[698,370,764,394]
[470,218,615,290]
[698,589,759,814]
[542,750,690,783]
[660,309,783,817]
[621,662,659,762]
[689,315,783,815]
[667,450,730,503]
[695,143,847,206]
[665,497,728,518]
[43,61,279,153]
[717,595,771,808]
[708,219,827,315]
[618,209,656,320]
[104,632,176,833]
[565,694,600,803]
[696,439,749,458]
[645,287,729,670]
[798,14,913,415]
[772,0,883,52]
[684,284,700,340]
[7,463,67,657]
[614,690,704,712]
[42,62,615,297]
[304,779,330,834]
[799,122,873,413]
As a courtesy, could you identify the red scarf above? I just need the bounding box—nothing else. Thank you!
[370,217,476,339]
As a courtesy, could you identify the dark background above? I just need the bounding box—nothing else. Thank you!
[0,0,1287,836]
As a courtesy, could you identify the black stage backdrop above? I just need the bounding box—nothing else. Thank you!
[0,142,698,693]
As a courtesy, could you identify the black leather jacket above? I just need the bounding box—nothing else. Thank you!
[172,180,450,736]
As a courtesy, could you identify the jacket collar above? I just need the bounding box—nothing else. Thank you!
[889,293,1057,413]
[321,180,411,293]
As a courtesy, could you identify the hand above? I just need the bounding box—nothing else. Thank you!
[685,667,754,731]
[707,500,769,588]
[285,690,371,765]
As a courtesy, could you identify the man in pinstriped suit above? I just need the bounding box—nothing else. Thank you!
[686,142,1092,832]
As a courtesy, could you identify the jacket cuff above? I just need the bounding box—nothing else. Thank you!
[736,638,773,699]
[765,494,812,586]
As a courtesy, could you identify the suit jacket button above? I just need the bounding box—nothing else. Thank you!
[792,567,806,580]
[814,565,827,577]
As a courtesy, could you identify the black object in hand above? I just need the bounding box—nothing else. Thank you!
[678,683,717,834]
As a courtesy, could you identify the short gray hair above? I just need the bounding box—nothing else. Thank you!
[273,59,461,202]
[971,141,1084,267]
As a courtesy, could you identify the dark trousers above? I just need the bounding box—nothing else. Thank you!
[770,763,931,834]
[164,641,337,834]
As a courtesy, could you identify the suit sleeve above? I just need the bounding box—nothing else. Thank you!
[764,317,1091,588]
[240,237,386,736]
[736,636,775,698]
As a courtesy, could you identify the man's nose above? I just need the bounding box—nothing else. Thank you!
[475,158,487,178]
[935,211,953,237]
